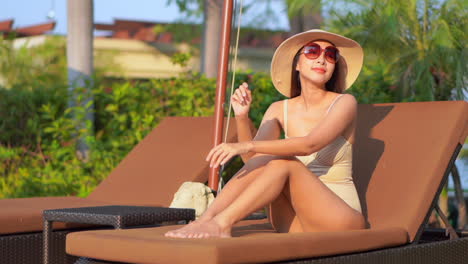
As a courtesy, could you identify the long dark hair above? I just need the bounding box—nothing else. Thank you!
[290,45,343,98]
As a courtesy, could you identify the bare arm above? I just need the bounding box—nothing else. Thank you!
[230,82,255,162]
[206,95,357,168]
[249,94,357,156]
[238,101,283,162]
[231,83,282,163]
[235,115,256,161]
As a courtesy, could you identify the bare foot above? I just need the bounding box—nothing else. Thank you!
[165,215,220,237]
[165,220,202,238]
[181,218,232,238]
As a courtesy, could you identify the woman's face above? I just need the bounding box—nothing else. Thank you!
[295,40,336,88]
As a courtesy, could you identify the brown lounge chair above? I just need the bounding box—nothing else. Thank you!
[65,101,468,264]
[0,117,239,264]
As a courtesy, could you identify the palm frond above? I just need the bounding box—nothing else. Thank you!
[327,0,466,102]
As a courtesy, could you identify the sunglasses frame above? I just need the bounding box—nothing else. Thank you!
[300,43,340,64]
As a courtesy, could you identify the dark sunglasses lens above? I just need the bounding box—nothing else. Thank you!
[304,44,321,59]
[325,47,338,63]
[303,44,339,64]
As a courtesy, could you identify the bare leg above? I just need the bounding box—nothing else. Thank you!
[165,154,283,237]
[180,159,365,238]
[268,181,304,233]
[201,154,283,220]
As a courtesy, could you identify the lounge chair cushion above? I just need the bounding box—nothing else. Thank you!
[0,197,111,235]
[354,101,467,242]
[66,220,408,264]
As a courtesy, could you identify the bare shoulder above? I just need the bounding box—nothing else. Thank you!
[336,94,357,110]
[270,100,285,111]
[339,93,357,104]
[325,94,357,120]
[264,100,285,118]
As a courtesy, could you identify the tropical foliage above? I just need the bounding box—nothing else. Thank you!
[328,0,467,102]
[0,35,67,90]
[0,73,218,198]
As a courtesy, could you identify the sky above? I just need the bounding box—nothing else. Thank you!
[0,0,291,35]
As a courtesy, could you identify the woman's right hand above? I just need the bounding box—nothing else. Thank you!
[231,82,252,117]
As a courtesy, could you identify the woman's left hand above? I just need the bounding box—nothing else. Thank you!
[206,142,253,168]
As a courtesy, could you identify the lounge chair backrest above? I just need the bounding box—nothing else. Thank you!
[88,117,238,207]
[353,101,467,242]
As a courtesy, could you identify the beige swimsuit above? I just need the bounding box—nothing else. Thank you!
[283,95,362,213]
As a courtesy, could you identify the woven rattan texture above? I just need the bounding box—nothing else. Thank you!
[74,258,122,264]
[43,206,195,264]
[44,205,195,228]
[0,230,77,264]
[278,237,468,264]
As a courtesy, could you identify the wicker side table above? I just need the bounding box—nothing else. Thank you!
[43,205,195,264]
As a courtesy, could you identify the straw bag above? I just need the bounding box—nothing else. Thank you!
[169,182,215,219]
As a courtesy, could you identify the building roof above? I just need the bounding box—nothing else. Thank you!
[95,18,290,48]
[1,18,289,49]
[0,19,56,37]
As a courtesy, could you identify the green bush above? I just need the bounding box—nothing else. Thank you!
[0,36,68,91]
[0,85,67,146]
[0,71,285,198]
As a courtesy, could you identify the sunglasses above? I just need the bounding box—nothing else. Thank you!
[300,43,340,64]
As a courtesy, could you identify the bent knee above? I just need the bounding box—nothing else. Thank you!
[268,158,304,171]
[243,154,284,170]
[265,159,288,172]
[268,159,307,175]
[266,158,299,167]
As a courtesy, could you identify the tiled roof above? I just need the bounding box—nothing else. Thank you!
[0,19,56,37]
[1,18,289,48]
[0,19,13,31]
[95,18,290,48]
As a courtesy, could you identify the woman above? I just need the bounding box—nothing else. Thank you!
[165,29,366,238]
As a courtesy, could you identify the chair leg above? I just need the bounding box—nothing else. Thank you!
[434,204,459,240]
[451,164,467,229]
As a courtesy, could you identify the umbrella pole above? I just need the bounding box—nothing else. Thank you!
[208,0,234,191]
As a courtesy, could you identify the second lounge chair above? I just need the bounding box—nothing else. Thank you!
[0,116,239,264]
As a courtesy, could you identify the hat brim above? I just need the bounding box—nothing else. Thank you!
[270,30,364,97]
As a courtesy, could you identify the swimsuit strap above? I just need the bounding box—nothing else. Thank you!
[285,95,343,137]
[283,99,288,137]
[326,94,345,115]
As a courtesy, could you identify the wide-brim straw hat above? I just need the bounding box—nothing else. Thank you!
[270,29,364,97]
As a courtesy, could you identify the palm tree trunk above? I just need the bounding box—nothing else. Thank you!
[287,0,322,34]
[201,0,223,78]
[67,0,94,161]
